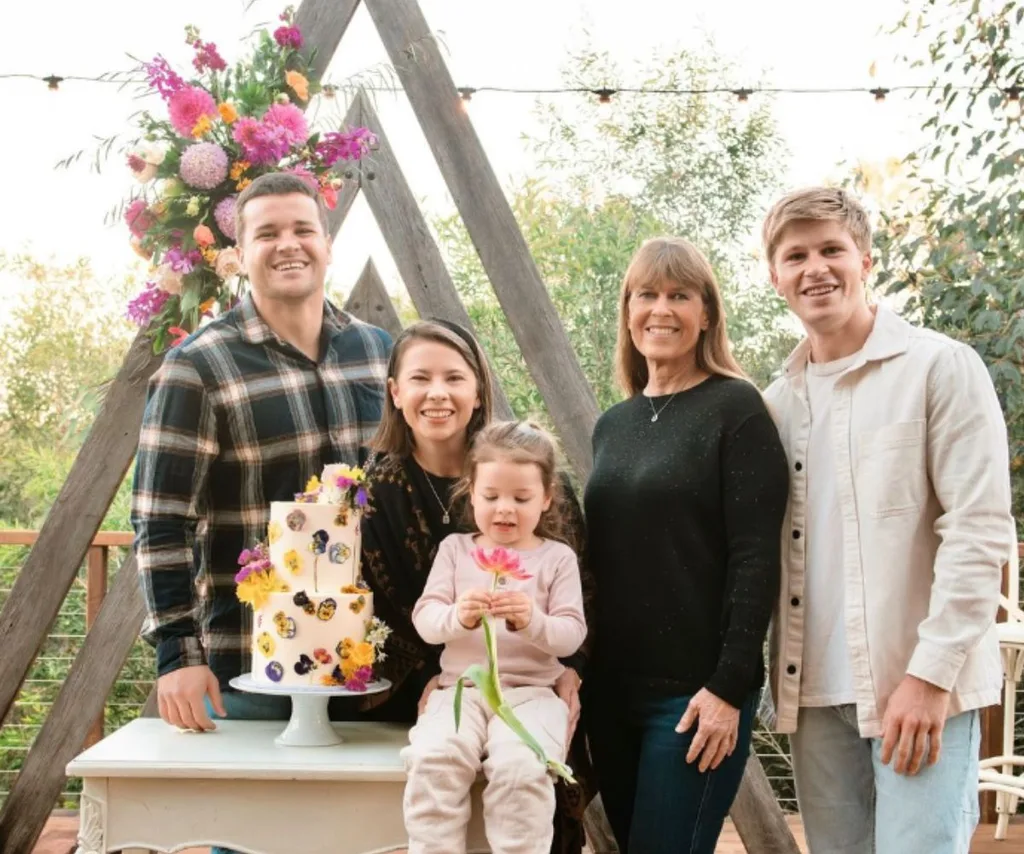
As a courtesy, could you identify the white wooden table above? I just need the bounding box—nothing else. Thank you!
[66,718,489,854]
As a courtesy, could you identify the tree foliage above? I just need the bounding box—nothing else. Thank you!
[864,0,1024,517]
[437,46,798,422]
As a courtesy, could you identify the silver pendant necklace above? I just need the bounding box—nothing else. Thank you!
[648,393,679,423]
[423,471,455,524]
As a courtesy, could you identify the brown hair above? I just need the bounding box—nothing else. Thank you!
[615,236,747,396]
[371,320,495,457]
[452,420,568,545]
[762,186,872,265]
[235,172,330,244]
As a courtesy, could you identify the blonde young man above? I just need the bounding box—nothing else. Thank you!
[760,187,1014,853]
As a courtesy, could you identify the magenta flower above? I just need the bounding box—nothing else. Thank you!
[264,103,309,147]
[164,246,202,274]
[143,56,185,102]
[214,195,237,241]
[168,86,218,137]
[316,127,376,168]
[285,166,319,192]
[471,547,533,581]
[232,118,290,166]
[273,25,303,49]
[192,40,227,73]
[126,282,171,326]
[124,199,155,238]
[345,665,374,692]
[179,141,229,189]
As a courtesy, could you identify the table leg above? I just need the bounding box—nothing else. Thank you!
[76,780,107,854]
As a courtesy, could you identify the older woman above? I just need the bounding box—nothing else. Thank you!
[583,237,789,853]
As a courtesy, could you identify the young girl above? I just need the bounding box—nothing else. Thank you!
[402,421,587,854]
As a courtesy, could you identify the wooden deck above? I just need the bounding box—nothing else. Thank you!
[31,812,1024,853]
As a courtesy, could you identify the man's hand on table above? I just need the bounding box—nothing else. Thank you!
[158,665,225,731]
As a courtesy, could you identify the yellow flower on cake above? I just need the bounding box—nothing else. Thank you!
[350,641,375,669]
[267,520,282,544]
[283,549,302,574]
[236,567,288,610]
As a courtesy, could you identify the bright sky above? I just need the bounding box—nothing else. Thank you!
[0,0,928,313]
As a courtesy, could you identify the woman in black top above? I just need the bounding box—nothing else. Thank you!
[359,319,597,853]
[583,237,788,853]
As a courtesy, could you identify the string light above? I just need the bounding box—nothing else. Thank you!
[1006,86,1022,120]
[0,71,1011,106]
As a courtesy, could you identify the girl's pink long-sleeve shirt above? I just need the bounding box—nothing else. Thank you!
[412,533,586,689]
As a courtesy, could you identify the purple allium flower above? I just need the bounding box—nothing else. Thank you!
[126,281,171,326]
[168,86,218,137]
[143,56,186,102]
[273,26,304,49]
[179,141,229,189]
[192,40,227,73]
[315,127,376,168]
[213,195,237,241]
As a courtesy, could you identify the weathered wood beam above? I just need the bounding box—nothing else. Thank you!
[363,0,600,479]
[295,0,363,81]
[0,331,160,727]
[0,555,147,854]
[344,259,403,339]
[732,752,803,854]
[332,91,514,418]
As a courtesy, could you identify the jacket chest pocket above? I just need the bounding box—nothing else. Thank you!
[855,419,928,517]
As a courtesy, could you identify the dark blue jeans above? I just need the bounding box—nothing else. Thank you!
[585,682,757,854]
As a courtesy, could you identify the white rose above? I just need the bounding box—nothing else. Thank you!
[156,264,184,295]
[214,247,242,280]
[142,143,166,166]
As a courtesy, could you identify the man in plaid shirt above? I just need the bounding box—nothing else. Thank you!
[132,173,392,734]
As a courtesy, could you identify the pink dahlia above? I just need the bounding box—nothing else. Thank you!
[168,86,218,137]
[124,199,156,238]
[214,196,237,241]
[263,103,309,147]
[179,142,229,190]
[232,117,290,166]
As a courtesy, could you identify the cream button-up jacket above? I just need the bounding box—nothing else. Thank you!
[761,304,1013,737]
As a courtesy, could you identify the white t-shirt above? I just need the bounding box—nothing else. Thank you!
[799,351,862,707]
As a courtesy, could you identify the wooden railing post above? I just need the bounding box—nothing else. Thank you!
[84,545,109,748]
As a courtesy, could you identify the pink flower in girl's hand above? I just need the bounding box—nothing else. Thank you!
[471,547,532,581]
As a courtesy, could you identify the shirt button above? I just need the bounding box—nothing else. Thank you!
[792,530,801,539]
[795,461,803,472]
[786,664,797,675]
[791,596,800,607]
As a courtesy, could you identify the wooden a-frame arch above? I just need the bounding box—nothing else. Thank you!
[0,2,800,851]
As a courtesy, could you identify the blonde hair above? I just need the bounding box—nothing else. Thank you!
[762,186,872,265]
[371,320,495,457]
[615,236,747,397]
[452,421,568,545]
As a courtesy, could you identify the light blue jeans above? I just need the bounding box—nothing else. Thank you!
[790,704,980,854]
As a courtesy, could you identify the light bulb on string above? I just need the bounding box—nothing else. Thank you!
[593,88,616,106]
[732,88,752,104]
[44,75,63,92]
[870,87,889,103]
[457,87,475,111]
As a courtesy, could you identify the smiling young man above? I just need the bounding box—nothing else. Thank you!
[760,187,1015,853]
[132,174,392,758]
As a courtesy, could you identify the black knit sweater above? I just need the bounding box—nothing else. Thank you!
[583,375,789,708]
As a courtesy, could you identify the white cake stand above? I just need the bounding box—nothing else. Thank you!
[229,674,392,747]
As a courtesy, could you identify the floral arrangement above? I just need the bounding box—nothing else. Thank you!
[294,465,369,516]
[453,547,576,782]
[319,616,392,692]
[121,7,376,352]
[235,542,290,609]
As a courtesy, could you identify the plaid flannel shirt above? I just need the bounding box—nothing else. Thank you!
[131,294,392,689]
